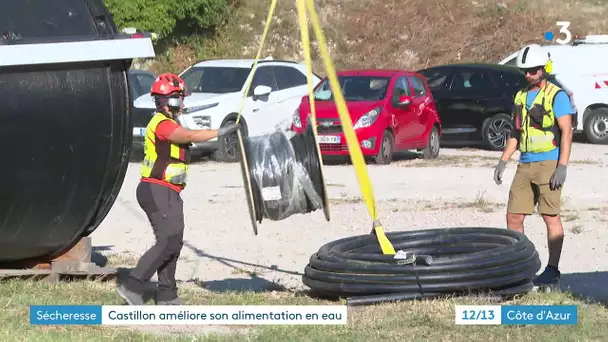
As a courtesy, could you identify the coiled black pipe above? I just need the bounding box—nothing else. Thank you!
[243,120,327,222]
[302,227,541,306]
[0,0,135,264]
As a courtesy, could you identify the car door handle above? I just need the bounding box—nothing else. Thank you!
[253,108,259,112]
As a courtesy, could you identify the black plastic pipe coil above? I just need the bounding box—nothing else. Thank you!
[302,227,542,306]
[244,122,325,222]
[0,0,133,265]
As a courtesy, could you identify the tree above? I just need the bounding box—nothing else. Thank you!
[104,0,235,41]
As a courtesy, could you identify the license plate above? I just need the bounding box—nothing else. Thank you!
[317,135,340,144]
[133,127,146,136]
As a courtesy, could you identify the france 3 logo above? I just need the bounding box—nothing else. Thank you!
[544,21,572,45]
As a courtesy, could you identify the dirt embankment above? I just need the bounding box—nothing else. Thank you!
[146,0,608,74]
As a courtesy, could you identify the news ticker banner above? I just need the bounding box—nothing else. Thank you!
[30,305,347,325]
[29,304,577,326]
[455,305,577,325]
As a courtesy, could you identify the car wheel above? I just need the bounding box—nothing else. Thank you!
[374,130,394,165]
[422,126,440,159]
[214,120,240,163]
[583,108,608,145]
[482,114,513,151]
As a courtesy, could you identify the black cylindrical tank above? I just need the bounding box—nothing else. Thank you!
[0,0,139,264]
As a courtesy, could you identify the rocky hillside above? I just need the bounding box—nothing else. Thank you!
[145,0,608,75]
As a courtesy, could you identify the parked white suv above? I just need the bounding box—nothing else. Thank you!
[499,35,608,144]
[131,58,321,162]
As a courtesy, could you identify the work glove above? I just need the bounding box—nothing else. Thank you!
[217,123,241,137]
[549,164,567,190]
[493,159,507,185]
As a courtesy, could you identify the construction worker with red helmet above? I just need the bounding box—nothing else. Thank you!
[117,73,240,305]
[492,44,574,290]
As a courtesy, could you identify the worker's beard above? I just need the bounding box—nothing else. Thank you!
[526,74,545,89]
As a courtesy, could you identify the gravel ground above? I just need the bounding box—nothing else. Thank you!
[92,137,608,302]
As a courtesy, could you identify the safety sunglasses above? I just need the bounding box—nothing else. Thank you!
[520,66,543,75]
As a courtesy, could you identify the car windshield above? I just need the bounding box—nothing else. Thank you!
[418,69,449,90]
[180,66,251,94]
[313,76,390,101]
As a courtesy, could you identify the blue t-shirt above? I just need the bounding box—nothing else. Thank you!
[519,89,574,163]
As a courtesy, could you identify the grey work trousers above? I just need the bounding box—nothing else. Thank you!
[124,181,185,302]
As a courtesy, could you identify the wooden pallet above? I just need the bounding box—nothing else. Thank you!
[0,237,118,283]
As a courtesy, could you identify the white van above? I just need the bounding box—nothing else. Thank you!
[498,35,608,144]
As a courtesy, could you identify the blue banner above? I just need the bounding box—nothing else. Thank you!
[455,305,578,325]
[501,305,578,325]
[30,305,102,325]
[29,304,348,325]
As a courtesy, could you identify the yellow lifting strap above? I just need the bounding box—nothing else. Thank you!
[234,0,396,255]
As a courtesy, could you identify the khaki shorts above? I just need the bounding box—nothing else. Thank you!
[507,160,562,216]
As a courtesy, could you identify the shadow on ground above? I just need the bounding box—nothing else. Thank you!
[194,277,285,293]
[320,145,492,166]
[182,241,299,293]
[91,245,114,267]
[322,150,423,165]
[560,271,608,306]
[573,132,590,144]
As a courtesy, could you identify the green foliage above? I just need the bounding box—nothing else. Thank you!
[103,0,235,40]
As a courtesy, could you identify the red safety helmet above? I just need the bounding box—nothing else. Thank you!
[151,73,189,97]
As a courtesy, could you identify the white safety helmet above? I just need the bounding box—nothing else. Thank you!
[515,44,549,69]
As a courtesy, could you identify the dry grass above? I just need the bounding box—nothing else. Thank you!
[330,196,364,205]
[451,190,504,213]
[146,0,608,75]
[329,193,505,213]
[104,252,141,267]
[570,223,585,234]
[104,252,190,268]
[589,206,608,223]
[420,190,505,213]
[570,158,602,165]
[2,279,608,340]
[395,155,497,168]
[563,211,581,222]
[394,155,601,169]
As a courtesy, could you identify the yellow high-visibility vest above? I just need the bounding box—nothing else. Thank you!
[512,82,562,153]
[140,112,190,187]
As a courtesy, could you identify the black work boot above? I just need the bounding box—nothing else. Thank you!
[533,265,561,292]
[116,284,145,305]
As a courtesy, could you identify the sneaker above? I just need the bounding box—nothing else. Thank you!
[155,297,182,305]
[533,266,561,291]
[116,284,145,305]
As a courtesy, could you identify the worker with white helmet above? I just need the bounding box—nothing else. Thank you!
[492,43,575,289]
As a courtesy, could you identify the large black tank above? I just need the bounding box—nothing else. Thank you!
[0,0,145,264]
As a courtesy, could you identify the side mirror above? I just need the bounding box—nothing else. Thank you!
[253,85,272,97]
[397,95,412,107]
